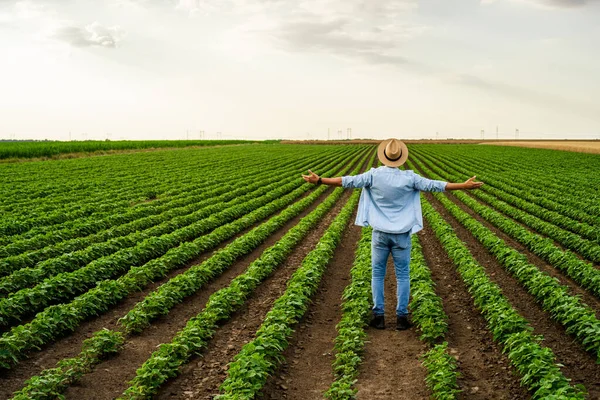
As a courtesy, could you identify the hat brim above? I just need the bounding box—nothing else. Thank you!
[377,139,409,167]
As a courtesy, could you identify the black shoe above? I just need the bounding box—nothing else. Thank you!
[396,316,413,331]
[369,315,385,330]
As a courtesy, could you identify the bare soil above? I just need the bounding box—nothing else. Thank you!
[484,141,600,154]
[259,215,362,400]
[426,192,600,398]
[63,186,345,400]
[354,257,431,400]
[0,187,322,400]
[447,192,600,314]
[154,190,354,400]
[418,215,530,400]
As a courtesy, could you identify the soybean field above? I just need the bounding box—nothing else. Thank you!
[0,142,599,400]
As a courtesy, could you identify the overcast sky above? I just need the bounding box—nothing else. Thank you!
[1,0,599,141]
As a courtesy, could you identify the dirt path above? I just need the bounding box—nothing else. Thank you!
[418,214,529,400]
[354,257,430,400]
[154,189,354,400]
[426,193,600,398]
[258,216,362,400]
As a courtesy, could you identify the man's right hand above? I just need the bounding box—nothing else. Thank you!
[464,176,484,189]
[302,170,320,184]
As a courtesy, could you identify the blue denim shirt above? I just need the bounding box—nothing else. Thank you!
[341,166,447,234]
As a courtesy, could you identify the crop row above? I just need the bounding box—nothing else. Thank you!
[409,236,449,344]
[410,234,459,400]
[410,156,600,300]
[0,177,304,325]
[1,146,339,241]
[120,149,372,334]
[412,144,599,208]
[0,144,334,233]
[459,146,600,201]
[214,189,361,400]
[421,343,461,400]
[324,227,372,399]
[433,149,600,242]
[119,170,367,399]
[0,142,251,208]
[0,156,344,326]
[1,159,205,219]
[0,150,345,292]
[6,146,332,232]
[0,147,317,251]
[10,148,374,398]
[10,329,125,400]
[430,189,600,361]
[422,197,586,399]
[413,149,600,246]
[411,146,600,226]
[0,157,213,234]
[0,148,371,370]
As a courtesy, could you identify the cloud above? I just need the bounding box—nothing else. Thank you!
[482,0,598,8]
[13,0,50,18]
[217,0,425,67]
[540,0,594,6]
[51,22,125,48]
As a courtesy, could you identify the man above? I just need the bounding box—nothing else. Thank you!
[302,139,483,330]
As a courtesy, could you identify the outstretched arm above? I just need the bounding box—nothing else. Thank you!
[302,170,342,186]
[445,176,484,191]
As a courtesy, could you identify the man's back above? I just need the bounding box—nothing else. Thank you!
[342,166,447,234]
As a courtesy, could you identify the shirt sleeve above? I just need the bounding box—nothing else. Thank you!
[342,169,373,189]
[411,171,447,192]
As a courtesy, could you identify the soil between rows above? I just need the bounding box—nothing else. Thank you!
[0,186,325,400]
[0,150,371,400]
[417,216,529,400]
[63,188,349,400]
[410,154,600,310]
[446,192,600,315]
[152,150,376,399]
[354,256,430,400]
[154,189,355,400]
[426,192,600,398]
[259,212,363,400]
[437,159,600,269]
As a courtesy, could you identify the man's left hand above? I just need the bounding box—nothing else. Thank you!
[464,176,484,189]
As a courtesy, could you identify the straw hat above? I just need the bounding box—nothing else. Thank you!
[377,138,409,167]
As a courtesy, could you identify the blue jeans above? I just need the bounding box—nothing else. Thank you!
[371,229,412,317]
